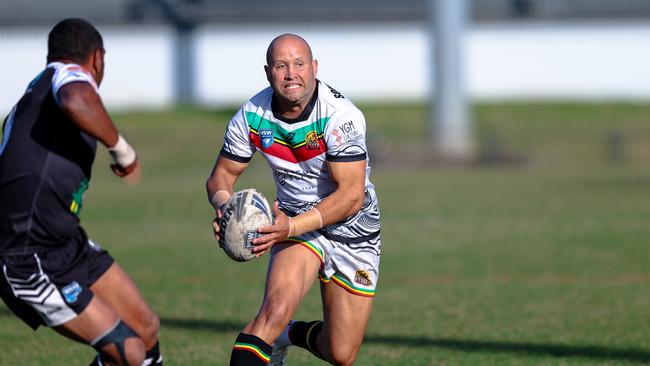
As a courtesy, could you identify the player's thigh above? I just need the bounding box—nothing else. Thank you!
[53,295,121,343]
[247,243,321,338]
[91,263,159,344]
[265,242,321,301]
[321,281,374,351]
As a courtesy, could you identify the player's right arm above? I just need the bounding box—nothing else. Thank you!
[206,155,249,238]
[207,104,256,237]
[57,82,138,178]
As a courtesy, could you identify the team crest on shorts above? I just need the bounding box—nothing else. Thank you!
[354,270,373,286]
[260,129,274,149]
[62,281,82,304]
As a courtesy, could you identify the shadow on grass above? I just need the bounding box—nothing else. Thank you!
[159,316,650,364]
[160,316,244,333]
[364,335,650,364]
[2,309,647,364]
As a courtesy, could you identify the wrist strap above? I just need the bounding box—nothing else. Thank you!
[210,190,232,210]
[108,134,136,167]
[288,208,324,237]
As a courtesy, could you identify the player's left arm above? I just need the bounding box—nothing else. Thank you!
[314,159,366,223]
[253,159,366,253]
[58,82,138,178]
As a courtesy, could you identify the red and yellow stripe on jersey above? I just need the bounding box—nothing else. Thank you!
[246,111,330,163]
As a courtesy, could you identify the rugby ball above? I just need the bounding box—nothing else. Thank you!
[219,189,273,262]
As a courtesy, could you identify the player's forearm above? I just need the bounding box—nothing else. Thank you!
[316,186,364,226]
[206,176,231,209]
[206,157,247,209]
[289,187,364,237]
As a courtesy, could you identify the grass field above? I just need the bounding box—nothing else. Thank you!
[1,102,649,365]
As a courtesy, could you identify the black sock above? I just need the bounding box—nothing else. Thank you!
[230,333,273,366]
[145,341,163,365]
[288,320,324,360]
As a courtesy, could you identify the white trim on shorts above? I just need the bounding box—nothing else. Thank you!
[2,253,77,326]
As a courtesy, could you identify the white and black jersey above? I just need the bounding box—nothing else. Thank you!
[220,80,381,244]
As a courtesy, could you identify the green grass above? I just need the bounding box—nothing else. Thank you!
[1,102,649,365]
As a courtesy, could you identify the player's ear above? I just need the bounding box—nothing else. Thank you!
[90,48,105,85]
[312,59,318,76]
[264,65,271,82]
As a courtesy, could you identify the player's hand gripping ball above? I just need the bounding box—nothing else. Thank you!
[218,189,273,262]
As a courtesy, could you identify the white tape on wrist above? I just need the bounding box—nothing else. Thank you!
[211,190,232,210]
[288,208,324,237]
[108,135,136,167]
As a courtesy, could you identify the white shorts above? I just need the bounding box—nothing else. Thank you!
[285,231,381,297]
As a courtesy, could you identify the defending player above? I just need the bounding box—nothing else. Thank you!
[0,19,163,366]
[206,34,381,365]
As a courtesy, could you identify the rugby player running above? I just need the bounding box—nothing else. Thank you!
[207,34,381,365]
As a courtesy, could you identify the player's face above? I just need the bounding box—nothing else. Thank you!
[265,38,318,110]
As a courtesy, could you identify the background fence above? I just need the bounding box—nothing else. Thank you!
[3,0,650,26]
[1,0,650,113]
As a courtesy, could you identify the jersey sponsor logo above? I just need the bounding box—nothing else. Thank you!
[260,129,274,149]
[305,131,321,150]
[332,120,362,146]
[62,281,82,304]
[273,168,308,186]
[354,269,373,286]
[326,84,345,99]
[331,129,344,146]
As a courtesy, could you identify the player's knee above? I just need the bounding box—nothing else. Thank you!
[259,300,293,332]
[139,311,160,343]
[92,320,145,366]
[128,308,160,345]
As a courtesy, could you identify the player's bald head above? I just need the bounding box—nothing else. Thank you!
[266,34,313,65]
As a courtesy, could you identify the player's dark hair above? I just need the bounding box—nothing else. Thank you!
[47,18,103,63]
